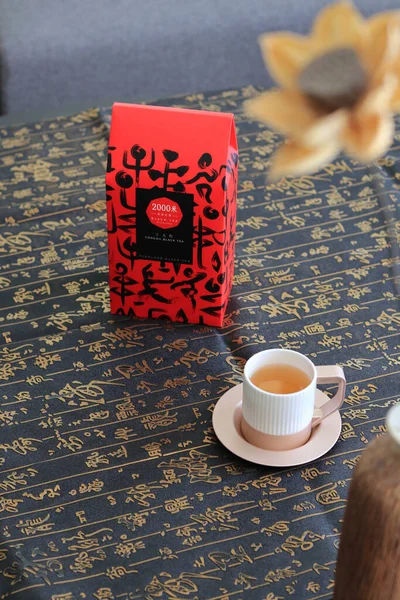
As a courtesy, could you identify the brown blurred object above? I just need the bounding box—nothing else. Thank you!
[334,430,400,599]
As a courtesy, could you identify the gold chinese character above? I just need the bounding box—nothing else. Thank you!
[164,496,193,514]
[142,442,162,458]
[93,589,114,600]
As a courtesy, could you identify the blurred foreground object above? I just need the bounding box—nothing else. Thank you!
[334,404,400,600]
[245,2,400,179]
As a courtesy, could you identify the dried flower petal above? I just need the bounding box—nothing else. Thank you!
[246,90,348,148]
[391,86,400,111]
[363,12,400,77]
[303,109,349,147]
[259,33,314,89]
[269,139,340,179]
[312,1,366,50]
[343,112,394,162]
[358,74,398,114]
[244,90,318,136]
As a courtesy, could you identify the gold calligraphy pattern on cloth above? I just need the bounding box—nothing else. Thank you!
[0,87,399,599]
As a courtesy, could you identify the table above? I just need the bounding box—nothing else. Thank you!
[0,86,399,600]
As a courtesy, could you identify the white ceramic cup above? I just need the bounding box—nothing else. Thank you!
[241,349,346,451]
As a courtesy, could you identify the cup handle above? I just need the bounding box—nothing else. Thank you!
[312,365,346,428]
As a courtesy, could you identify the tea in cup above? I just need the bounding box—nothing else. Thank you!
[241,349,346,451]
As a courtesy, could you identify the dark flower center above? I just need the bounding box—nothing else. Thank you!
[298,47,367,112]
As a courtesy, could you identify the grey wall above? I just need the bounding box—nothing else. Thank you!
[1,0,399,115]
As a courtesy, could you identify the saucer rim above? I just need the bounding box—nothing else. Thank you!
[212,383,342,467]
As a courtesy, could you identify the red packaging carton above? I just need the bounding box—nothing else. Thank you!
[106,103,238,326]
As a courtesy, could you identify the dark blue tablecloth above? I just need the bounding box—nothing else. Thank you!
[0,87,399,600]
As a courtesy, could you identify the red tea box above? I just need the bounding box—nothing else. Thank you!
[106,103,238,326]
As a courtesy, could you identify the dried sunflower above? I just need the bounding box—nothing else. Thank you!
[245,2,400,179]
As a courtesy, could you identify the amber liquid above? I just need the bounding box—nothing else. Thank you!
[250,364,311,394]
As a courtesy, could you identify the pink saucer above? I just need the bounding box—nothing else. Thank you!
[212,384,342,467]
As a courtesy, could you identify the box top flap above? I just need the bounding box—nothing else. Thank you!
[109,102,236,161]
